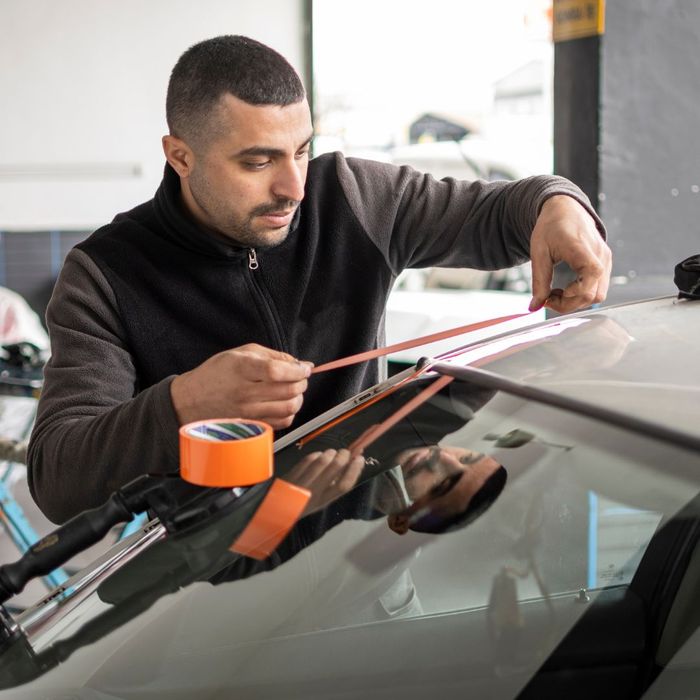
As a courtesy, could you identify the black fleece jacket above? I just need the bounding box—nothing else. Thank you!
[27,152,603,522]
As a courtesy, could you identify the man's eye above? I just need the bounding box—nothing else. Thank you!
[244,161,270,170]
[295,149,310,159]
[429,472,462,498]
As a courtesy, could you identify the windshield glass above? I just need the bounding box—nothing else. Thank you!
[2,373,699,698]
[437,298,700,442]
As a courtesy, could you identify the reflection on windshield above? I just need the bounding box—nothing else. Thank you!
[275,376,504,536]
[384,447,506,535]
[457,315,633,381]
[4,370,699,699]
[271,316,636,555]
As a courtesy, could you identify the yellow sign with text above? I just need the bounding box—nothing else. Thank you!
[553,0,605,42]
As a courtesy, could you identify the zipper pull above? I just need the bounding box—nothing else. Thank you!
[248,248,259,270]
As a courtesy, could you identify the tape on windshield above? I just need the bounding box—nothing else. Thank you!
[299,312,531,449]
[179,419,273,487]
[230,478,311,560]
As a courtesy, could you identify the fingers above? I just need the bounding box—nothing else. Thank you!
[285,449,341,485]
[529,244,554,312]
[342,452,365,494]
[243,377,309,402]
[170,343,313,427]
[242,396,305,429]
[302,448,355,486]
[544,245,612,314]
[287,449,365,515]
[286,450,325,482]
[235,346,313,383]
[325,449,365,493]
[529,195,612,313]
[233,349,310,425]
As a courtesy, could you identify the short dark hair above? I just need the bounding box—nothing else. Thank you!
[166,35,306,147]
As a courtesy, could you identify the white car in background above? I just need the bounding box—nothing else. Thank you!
[389,137,525,183]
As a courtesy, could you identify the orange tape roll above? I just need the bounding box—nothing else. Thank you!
[179,418,273,487]
[230,479,311,560]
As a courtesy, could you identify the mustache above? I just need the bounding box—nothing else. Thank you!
[250,199,300,217]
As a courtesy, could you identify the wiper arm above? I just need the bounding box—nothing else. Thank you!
[0,471,302,690]
[0,473,233,606]
[0,545,196,690]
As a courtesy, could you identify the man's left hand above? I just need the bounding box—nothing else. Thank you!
[529,195,612,314]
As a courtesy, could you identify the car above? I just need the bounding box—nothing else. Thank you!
[388,138,526,183]
[0,280,699,699]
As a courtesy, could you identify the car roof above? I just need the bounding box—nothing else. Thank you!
[433,295,700,444]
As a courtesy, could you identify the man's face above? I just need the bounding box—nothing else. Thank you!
[387,446,501,535]
[397,445,472,500]
[180,94,313,248]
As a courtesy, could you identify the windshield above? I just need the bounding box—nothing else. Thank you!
[2,372,699,698]
[437,298,700,443]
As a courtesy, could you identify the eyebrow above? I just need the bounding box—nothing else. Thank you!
[235,133,314,159]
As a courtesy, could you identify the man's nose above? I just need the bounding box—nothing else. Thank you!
[272,160,305,203]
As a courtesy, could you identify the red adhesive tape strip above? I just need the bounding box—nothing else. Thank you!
[179,418,273,487]
[312,313,528,374]
[230,479,311,560]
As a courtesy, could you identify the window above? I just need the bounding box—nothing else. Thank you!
[274,374,696,621]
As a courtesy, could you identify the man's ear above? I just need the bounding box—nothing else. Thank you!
[162,135,195,178]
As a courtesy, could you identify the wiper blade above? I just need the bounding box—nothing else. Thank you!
[0,474,276,690]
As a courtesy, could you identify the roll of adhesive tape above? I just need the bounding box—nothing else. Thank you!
[179,418,273,487]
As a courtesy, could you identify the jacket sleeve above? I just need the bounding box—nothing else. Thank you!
[335,154,606,276]
[27,248,181,524]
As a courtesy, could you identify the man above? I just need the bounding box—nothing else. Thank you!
[27,35,611,523]
[382,446,505,536]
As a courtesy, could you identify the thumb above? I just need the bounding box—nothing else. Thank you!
[529,247,554,312]
[271,349,315,378]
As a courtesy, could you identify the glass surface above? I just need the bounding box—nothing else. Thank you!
[435,298,700,442]
[1,373,698,698]
[275,375,685,615]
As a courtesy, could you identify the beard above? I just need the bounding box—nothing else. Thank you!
[188,173,300,249]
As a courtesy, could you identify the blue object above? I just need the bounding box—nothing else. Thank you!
[587,491,598,589]
[118,512,149,540]
[0,473,69,590]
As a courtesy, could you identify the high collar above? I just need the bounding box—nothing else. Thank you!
[152,163,301,260]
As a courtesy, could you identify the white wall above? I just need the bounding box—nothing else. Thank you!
[0,0,307,230]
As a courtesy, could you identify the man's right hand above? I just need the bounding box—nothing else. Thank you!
[170,343,313,430]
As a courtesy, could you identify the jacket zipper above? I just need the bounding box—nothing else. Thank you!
[245,248,287,350]
[248,248,259,270]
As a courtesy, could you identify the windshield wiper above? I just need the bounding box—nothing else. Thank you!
[0,473,247,607]
[0,471,286,689]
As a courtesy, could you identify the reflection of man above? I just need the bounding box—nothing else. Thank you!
[284,448,365,515]
[275,377,503,521]
[381,446,506,535]
[29,35,610,523]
